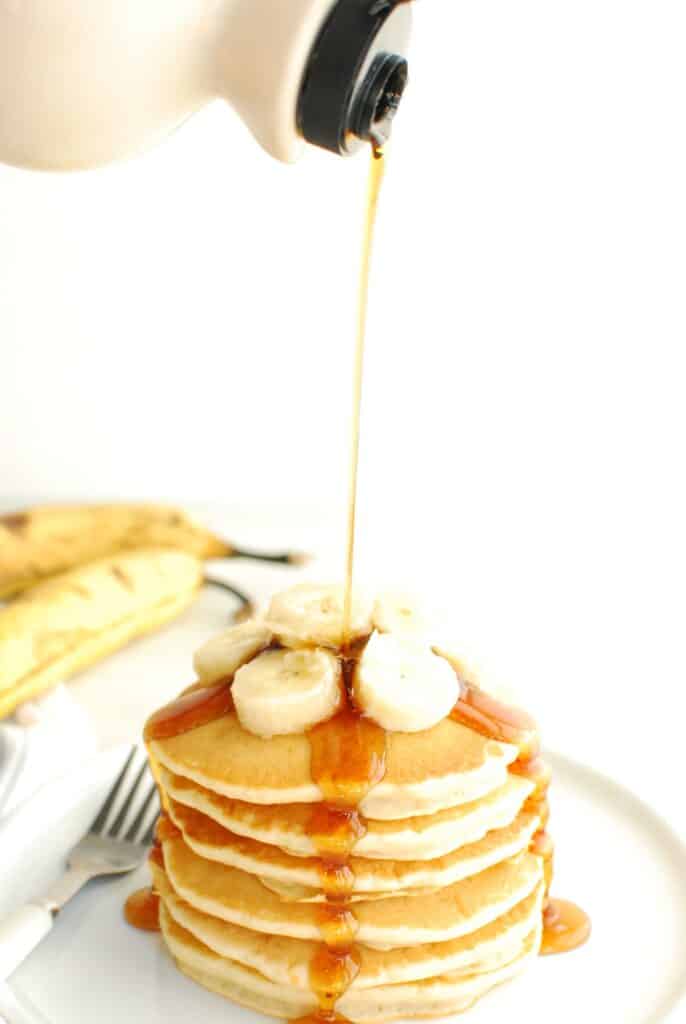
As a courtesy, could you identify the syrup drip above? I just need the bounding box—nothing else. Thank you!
[124,887,160,932]
[449,674,590,954]
[155,812,182,844]
[309,945,361,1013]
[308,805,367,863]
[306,686,387,1023]
[309,706,386,812]
[307,649,386,950]
[292,1015,350,1024]
[148,842,165,870]
[449,678,539,760]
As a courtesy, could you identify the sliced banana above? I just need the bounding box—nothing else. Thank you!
[372,590,428,636]
[193,621,272,683]
[266,583,373,650]
[232,647,343,738]
[434,647,520,706]
[355,631,459,733]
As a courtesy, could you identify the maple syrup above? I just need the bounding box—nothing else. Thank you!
[310,945,361,1011]
[306,141,390,1019]
[449,679,539,760]
[124,887,160,932]
[305,688,387,1021]
[292,1015,351,1024]
[305,696,386,1021]
[308,804,367,862]
[143,678,234,742]
[169,800,238,847]
[342,145,386,646]
[309,708,386,811]
[155,813,182,844]
[148,842,165,870]
[541,899,592,956]
[448,670,590,954]
[305,686,388,1020]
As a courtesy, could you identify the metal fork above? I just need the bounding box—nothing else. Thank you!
[0,747,158,982]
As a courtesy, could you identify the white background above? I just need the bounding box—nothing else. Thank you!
[1,2,685,807]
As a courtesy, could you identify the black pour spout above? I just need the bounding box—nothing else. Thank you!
[298,0,413,156]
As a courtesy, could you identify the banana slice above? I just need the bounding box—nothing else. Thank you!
[266,583,373,649]
[355,631,459,733]
[232,647,343,738]
[372,590,428,636]
[193,621,272,684]
[433,646,520,705]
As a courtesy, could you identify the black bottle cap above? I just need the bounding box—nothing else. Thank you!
[298,0,411,156]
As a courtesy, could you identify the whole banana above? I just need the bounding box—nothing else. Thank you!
[0,548,202,718]
[0,504,244,599]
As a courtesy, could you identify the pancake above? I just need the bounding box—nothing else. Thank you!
[149,712,518,819]
[167,797,541,894]
[153,863,545,990]
[160,902,542,1023]
[138,585,568,1020]
[161,837,543,947]
[160,766,534,861]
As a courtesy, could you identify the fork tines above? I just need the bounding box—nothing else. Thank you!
[89,745,159,846]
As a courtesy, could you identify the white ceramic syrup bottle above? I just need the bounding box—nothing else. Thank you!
[0,0,412,171]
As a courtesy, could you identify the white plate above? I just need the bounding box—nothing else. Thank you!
[1,749,685,1024]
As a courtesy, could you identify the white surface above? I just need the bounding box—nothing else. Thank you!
[1,746,685,1024]
[0,906,53,984]
[0,688,96,820]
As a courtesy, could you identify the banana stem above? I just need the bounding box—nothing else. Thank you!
[204,577,255,622]
[226,546,310,567]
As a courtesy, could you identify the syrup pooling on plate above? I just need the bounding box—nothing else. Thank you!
[448,668,590,954]
[541,899,592,955]
[124,887,160,932]
[126,814,181,930]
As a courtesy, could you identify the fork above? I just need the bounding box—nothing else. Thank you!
[0,746,158,982]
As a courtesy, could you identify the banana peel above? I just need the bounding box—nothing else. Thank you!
[0,548,202,719]
[0,504,231,600]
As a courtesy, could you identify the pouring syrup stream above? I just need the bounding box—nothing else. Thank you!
[295,146,390,1024]
[342,145,386,646]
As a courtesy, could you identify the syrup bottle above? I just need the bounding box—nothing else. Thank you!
[0,0,411,170]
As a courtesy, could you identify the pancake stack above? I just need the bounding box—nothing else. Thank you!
[142,586,550,1021]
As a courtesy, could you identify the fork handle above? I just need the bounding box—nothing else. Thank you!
[0,904,54,981]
